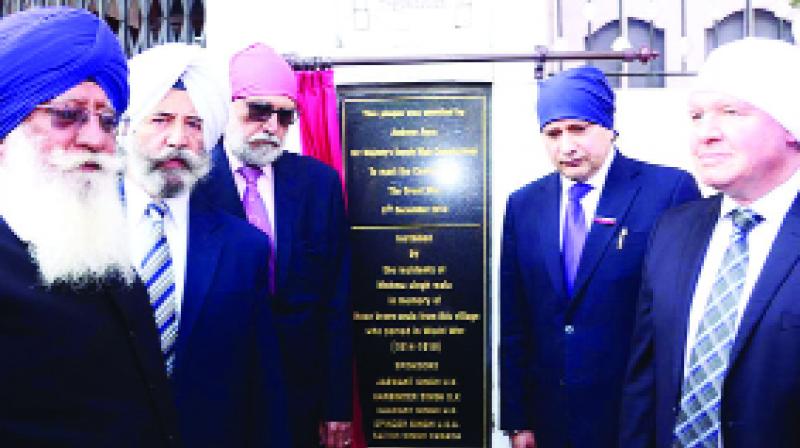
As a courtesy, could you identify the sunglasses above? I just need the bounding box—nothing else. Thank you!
[245,102,297,127]
[34,104,119,135]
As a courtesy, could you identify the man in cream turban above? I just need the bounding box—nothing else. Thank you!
[0,7,181,446]
[621,38,800,448]
[193,43,353,448]
[122,42,291,447]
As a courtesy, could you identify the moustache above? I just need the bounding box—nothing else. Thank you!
[148,147,208,171]
[47,149,124,174]
[247,132,282,147]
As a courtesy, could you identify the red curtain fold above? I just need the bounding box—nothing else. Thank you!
[295,68,365,448]
[296,69,345,189]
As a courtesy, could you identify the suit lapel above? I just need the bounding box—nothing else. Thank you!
[667,197,720,394]
[179,203,224,349]
[536,174,567,298]
[571,155,640,301]
[272,154,301,292]
[729,193,800,367]
[193,140,245,220]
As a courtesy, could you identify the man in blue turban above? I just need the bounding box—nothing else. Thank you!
[0,7,180,446]
[500,66,700,448]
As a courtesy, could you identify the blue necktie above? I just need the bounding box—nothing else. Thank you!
[673,208,763,447]
[140,201,178,376]
[563,182,593,295]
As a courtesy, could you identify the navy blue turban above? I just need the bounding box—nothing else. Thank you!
[537,65,615,131]
[0,7,128,139]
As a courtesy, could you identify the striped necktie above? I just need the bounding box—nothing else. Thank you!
[672,207,763,447]
[140,201,178,376]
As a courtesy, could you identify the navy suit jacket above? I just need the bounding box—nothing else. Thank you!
[192,144,352,443]
[171,194,291,447]
[500,153,700,447]
[0,218,181,447]
[620,193,800,448]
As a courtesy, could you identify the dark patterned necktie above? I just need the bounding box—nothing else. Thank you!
[673,207,764,447]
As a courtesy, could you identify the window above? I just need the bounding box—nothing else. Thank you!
[585,18,665,88]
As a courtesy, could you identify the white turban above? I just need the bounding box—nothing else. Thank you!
[125,43,229,152]
[693,37,800,140]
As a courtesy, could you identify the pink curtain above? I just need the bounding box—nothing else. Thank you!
[295,68,365,448]
[295,69,344,189]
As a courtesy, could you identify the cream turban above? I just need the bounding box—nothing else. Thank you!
[126,43,229,152]
[693,37,800,140]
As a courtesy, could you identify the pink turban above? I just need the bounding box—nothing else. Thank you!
[229,43,297,102]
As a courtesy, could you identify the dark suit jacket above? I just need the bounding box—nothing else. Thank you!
[500,153,700,448]
[171,194,291,447]
[193,144,352,444]
[0,218,181,447]
[620,193,800,448]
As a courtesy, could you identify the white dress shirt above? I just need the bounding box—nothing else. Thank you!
[224,146,277,252]
[684,169,800,363]
[558,149,616,249]
[125,178,189,319]
[682,169,800,446]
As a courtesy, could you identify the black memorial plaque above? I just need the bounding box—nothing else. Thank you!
[341,85,491,447]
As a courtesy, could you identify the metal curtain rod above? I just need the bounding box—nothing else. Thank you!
[287,47,658,70]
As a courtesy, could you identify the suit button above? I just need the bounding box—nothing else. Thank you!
[147,383,156,391]
[128,330,135,339]
[564,325,575,335]
[559,379,566,386]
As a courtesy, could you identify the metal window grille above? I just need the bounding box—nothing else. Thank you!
[1,0,205,57]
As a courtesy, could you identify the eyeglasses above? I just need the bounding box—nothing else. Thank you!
[245,101,297,127]
[34,104,120,134]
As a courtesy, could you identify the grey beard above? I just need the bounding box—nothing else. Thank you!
[126,145,211,199]
[224,128,284,167]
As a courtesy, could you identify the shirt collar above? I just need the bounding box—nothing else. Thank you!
[123,176,188,223]
[720,168,800,224]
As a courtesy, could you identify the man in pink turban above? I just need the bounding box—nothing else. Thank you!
[193,43,353,448]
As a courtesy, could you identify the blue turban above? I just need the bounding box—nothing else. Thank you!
[0,7,128,139]
[537,65,615,131]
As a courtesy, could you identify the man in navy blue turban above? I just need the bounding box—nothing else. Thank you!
[0,7,180,446]
[500,65,700,448]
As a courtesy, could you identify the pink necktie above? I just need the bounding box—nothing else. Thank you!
[237,165,276,294]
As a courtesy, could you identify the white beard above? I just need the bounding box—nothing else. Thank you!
[0,127,135,287]
[224,119,284,167]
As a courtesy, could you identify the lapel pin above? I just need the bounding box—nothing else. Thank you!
[617,227,628,250]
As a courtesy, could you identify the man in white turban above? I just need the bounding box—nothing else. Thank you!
[121,42,291,447]
[621,38,800,448]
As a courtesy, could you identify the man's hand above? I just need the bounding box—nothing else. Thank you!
[319,421,353,448]
[510,430,536,448]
